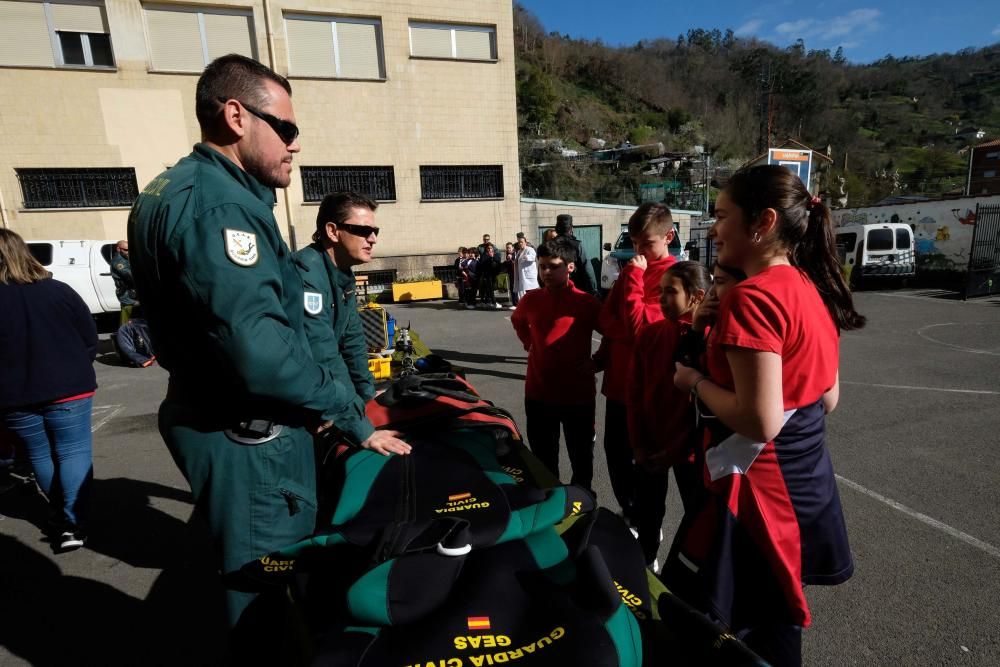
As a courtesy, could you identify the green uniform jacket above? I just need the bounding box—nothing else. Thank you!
[294,243,376,444]
[110,252,138,306]
[127,144,355,424]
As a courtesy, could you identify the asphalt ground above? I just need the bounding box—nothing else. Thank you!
[1,287,999,666]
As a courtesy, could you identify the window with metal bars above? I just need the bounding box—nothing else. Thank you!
[355,268,397,291]
[432,265,458,283]
[420,166,504,200]
[301,166,396,202]
[16,167,139,209]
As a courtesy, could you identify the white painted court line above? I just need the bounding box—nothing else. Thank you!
[91,405,124,433]
[836,475,1000,561]
[841,381,1000,396]
[916,323,1000,357]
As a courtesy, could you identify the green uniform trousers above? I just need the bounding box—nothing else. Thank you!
[159,400,317,627]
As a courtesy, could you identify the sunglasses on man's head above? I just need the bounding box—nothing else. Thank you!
[339,223,380,238]
[217,97,299,145]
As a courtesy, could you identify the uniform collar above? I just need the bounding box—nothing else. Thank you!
[192,143,276,207]
[309,242,356,290]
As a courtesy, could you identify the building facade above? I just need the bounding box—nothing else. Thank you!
[0,0,520,274]
[967,139,1000,196]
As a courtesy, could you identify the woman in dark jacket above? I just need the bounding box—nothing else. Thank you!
[0,229,98,551]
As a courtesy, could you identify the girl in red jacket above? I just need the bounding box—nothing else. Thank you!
[627,261,710,571]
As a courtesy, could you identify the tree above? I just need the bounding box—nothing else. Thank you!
[833,46,846,64]
[517,66,558,135]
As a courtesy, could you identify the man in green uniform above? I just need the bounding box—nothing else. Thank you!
[295,191,410,456]
[110,240,137,324]
[126,54,362,651]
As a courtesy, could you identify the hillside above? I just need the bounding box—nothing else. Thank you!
[513,4,1000,208]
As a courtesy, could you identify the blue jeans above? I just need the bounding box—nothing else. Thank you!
[3,396,93,530]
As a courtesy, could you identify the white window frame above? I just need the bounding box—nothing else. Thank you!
[143,3,257,73]
[1,0,116,69]
[409,21,497,61]
[283,13,385,80]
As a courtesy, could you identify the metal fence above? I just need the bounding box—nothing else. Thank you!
[964,204,1000,299]
[16,167,138,208]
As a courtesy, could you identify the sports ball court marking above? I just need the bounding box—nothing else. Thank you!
[91,405,125,433]
[916,323,1000,357]
[836,475,1000,561]
[840,381,1000,395]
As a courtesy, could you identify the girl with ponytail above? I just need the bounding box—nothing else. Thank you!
[665,165,862,667]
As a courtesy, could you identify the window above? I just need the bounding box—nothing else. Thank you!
[301,166,395,202]
[986,151,1000,160]
[16,167,139,208]
[420,166,503,200]
[284,14,384,79]
[836,232,858,252]
[0,1,114,68]
[27,243,53,266]
[867,229,893,251]
[895,228,911,250]
[409,22,496,61]
[984,170,997,178]
[144,4,255,72]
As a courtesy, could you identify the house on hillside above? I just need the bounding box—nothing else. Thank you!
[955,127,986,142]
[967,139,1000,196]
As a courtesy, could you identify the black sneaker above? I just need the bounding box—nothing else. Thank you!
[59,530,86,551]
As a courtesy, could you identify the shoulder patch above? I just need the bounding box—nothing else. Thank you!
[224,228,258,267]
[304,291,323,315]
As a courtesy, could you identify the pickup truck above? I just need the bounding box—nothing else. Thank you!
[27,240,121,315]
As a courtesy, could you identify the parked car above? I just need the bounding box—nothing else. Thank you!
[26,240,121,315]
[599,223,684,295]
[835,223,915,288]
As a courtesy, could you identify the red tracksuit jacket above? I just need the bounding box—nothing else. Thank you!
[597,255,676,402]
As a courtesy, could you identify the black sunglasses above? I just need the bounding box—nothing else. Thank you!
[339,222,380,238]
[217,97,299,145]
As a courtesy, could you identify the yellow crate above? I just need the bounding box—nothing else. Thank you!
[367,355,392,380]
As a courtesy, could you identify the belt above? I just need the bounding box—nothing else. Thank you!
[224,419,283,445]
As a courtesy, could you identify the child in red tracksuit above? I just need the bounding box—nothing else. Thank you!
[512,237,602,490]
[595,202,677,523]
[627,261,711,570]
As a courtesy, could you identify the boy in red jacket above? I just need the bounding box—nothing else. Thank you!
[512,237,602,490]
[595,202,676,524]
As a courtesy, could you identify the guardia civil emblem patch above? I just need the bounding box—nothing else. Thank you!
[304,291,323,315]
[224,228,258,267]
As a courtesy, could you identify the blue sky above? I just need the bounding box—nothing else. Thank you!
[518,1,1000,63]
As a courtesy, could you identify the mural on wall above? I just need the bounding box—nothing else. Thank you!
[832,195,1000,272]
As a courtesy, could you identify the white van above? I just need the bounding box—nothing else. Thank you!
[835,223,915,287]
[26,240,121,315]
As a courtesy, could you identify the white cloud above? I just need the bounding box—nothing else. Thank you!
[776,19,814,36]
[773,8,882,43]
[822,8,881,39]
[992,24,1000,36]
[734,19,765,36]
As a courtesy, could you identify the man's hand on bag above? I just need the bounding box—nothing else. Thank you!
[361,429,412,456]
